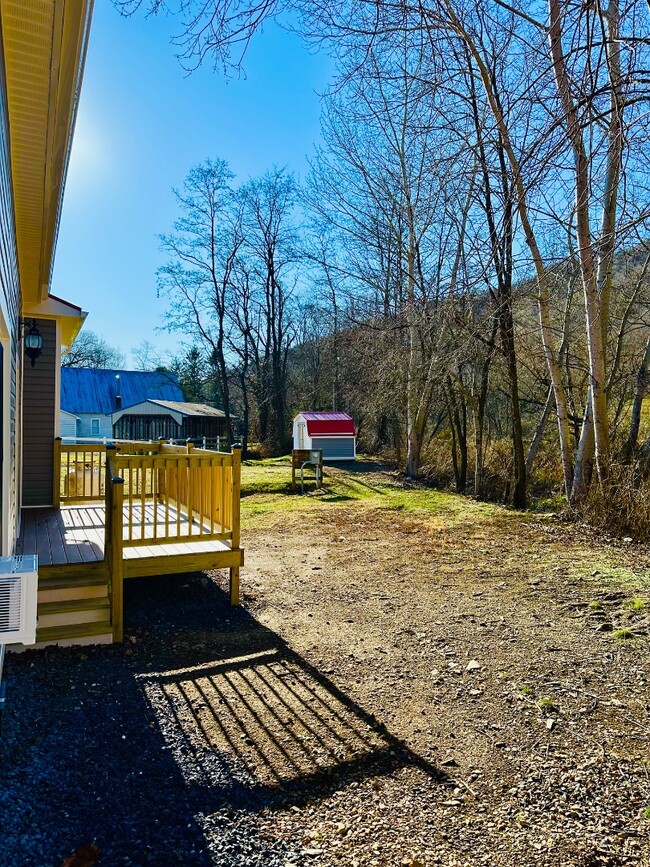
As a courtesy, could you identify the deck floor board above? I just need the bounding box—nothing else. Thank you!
[19,503,230,567]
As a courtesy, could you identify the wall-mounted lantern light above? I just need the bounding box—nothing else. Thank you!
[20,319,44,367]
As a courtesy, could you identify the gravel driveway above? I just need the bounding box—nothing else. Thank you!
[2,576,283,866]
[0,572,443,867]
[2,480,650,867]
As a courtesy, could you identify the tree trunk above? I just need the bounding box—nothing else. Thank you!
[446,376,467,493]
[239,343,250,457]
[526,387,553,478]
[405,187,423,478]
[622,335,650,462]
[406,410,427,479]
[548,0,611,482]
[458,404,468,493]
[473,383,488,498]
[473,319,498,497]
[528,277,574,478]
[498,288,526,508]
[571,397,595,503]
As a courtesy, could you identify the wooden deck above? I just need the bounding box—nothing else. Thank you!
[17,442,243,645]
[17,503,233,568]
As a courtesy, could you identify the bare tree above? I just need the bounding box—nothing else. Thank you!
[120,0,650,516]
[62,330,125,369]
[131,339,165,371]
[307,30,473,477]
[158,159,243,445]
[237,167,299,453]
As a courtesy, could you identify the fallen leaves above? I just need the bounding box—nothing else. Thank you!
[61,844,100,867]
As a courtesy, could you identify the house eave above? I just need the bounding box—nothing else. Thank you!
[1,0,94,306]
[23,293,88,348]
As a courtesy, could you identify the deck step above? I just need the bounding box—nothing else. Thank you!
[38,597,110,629]
[38,569,109,604]
[36,562,108,584]
[33,620,113,648]
[38,573,107,590]
[38,580,108,604]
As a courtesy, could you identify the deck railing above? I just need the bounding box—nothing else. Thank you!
[50,439,241,644]
[104,443,241,641]
[56,437,240,550]
[54,438,160,505]
[110,447,238,546]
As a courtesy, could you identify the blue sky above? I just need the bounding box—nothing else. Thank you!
[52,0,332,365]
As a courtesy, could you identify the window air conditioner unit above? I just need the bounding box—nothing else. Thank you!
[0,555,38,646]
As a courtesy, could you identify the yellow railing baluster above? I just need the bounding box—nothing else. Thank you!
[198,457,203,536]
[229,446,241,605]
[110,473,125,642]
[176,458,182,539]
[186,457,190,536]
[209,459,214,534]
[128,460,133,543]
[165,458,170,540]
[140,458,146,540]
[153,458,158,541]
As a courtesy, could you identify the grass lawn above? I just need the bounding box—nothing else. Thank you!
[241,456,650,590]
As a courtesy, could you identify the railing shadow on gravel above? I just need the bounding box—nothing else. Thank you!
[0,573,448,866]
[128,574,448,814]
[137,642,447,812]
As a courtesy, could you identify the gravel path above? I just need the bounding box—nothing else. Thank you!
[2,487,650,866]
[0,577,296,866]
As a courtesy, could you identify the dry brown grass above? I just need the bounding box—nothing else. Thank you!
[579,463,650,541]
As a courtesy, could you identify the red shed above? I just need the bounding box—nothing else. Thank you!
[292,411,356,460]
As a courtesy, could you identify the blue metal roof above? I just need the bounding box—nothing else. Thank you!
[61,368,184,415]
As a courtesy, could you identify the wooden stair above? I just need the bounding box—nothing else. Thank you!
[34,569,113,647]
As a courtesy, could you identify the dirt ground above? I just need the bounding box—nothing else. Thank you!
[3,462,650,867]
[232,463,650,866]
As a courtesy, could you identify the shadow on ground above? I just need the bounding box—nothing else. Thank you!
[324,458,396,475]
[0,573,446,866]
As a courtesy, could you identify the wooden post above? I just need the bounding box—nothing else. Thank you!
[104,471,112,553]
[229,444,242,605]
[104,446,116,543]
[104,450,114,628]
[110,475,125,643]
[157,439,165,502]
[53,437,62,509]
[186,441,195,530]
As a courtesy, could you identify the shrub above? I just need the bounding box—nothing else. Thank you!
[579,463,650,541]
[419,430,456,489]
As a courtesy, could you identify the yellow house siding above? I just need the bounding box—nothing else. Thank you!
[0,20,21,554]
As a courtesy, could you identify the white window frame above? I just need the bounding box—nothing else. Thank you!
[90,418,100,437]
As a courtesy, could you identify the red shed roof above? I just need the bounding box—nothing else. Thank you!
[297,411,356,437]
